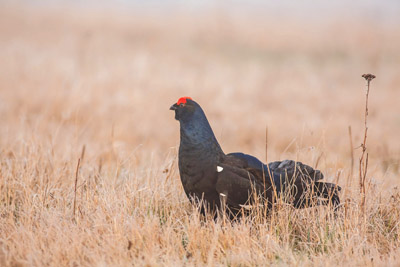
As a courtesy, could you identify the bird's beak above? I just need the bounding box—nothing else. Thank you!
[170,103,178,110]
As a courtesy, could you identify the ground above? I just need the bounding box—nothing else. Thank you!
[0,3,399,266]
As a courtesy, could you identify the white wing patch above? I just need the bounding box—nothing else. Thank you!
[217,166,223,172]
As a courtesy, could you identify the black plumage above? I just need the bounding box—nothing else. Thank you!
[170,97,340,217]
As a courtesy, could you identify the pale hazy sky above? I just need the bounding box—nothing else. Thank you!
[28,0,400,23]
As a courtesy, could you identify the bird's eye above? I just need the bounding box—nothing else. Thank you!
[179,104,184,107]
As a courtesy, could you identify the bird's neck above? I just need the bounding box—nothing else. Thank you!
[179,117,224,157]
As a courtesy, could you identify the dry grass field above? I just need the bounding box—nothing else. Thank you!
[1,3,400,266]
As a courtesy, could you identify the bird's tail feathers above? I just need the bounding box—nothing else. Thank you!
[314,181,341,207]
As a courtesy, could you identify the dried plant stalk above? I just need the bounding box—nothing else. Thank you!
[359,73,375,212]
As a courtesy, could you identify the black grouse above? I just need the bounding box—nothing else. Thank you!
[170,97,340,217]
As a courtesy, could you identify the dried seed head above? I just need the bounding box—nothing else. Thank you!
[362,74,376,81]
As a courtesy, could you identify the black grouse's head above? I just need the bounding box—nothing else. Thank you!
[170,96,222,150]
[169,96,197,122]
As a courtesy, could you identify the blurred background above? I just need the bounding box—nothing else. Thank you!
[0,1,399,187]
